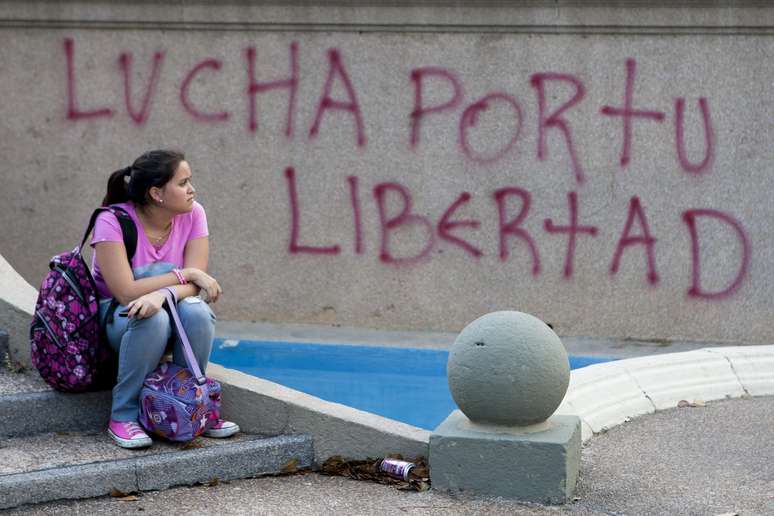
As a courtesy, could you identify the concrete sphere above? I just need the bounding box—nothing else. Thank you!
[447,311,570,426]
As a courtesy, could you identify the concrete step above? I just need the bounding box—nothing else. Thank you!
[0,430,314,509]
[0,365,113,438]
[1,389,113,438]
[0,365,316,510]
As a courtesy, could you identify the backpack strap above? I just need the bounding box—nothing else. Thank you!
[80,206,137,261]
[83,206,139,327]
[113,209,137,261]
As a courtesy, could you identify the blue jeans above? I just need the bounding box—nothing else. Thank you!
[100,296,216,422]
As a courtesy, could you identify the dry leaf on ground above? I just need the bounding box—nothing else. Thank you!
[180,438,205,450]
[677,400,706,408]
[110,488,140,500]
[321,455,431,492]
[280,458,299,474]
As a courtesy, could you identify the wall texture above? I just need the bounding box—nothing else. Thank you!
[2,1,774,343]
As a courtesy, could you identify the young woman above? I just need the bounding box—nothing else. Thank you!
[92,149,238,448]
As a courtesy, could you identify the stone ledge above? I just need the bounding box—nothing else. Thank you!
[5,1,774,32]
[556,345,774,442]
[556,362,654,441]
[0,433,313,510]
[703,346,774,396]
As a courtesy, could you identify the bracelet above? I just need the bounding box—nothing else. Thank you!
[172,268,187,285]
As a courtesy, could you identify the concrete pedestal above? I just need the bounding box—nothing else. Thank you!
[429,410,581,504]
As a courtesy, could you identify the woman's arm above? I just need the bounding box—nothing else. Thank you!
[95,233,218,307]
[183,235,208,272]
[95,241,182,306]
[180,236,221,302]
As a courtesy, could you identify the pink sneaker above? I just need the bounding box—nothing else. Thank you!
[108,420,152,449]
[204,419,240,438]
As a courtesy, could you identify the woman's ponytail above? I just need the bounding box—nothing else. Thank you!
[102,150,184,207]
[102,166,132,206]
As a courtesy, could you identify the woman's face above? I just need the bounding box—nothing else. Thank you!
[157,160,196,213]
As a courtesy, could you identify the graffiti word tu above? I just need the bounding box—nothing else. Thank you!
[285,167,750,301]
[64,39,714,183]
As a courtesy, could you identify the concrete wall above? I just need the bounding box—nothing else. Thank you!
[2,1,774,343]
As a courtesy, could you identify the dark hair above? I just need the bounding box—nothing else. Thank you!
[102,149,185,206]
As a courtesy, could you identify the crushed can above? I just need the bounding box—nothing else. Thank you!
[378,458,415,481]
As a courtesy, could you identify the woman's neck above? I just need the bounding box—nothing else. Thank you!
[135,203,173,232]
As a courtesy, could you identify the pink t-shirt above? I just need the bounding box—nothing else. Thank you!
[90,201,209,298]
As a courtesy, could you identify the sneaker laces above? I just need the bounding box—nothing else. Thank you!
[124,422,146,438]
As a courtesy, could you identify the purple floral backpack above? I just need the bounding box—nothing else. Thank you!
[30,206,136,392]
[139,288,221,441]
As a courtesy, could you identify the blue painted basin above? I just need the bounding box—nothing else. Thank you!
[211,339,615,431]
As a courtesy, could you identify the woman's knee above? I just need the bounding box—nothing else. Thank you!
[126,310,172,348]
[115,311,171,370]
[175,300,214,364]
[177,299,216,333]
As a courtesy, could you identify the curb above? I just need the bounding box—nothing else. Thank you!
[0,389,111,438]
[0,330,8,362]
[208,363,431,464]
[556,345,774,441]
[0,434,313,509]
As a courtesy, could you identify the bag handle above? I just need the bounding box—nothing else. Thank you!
[161,287,207,386]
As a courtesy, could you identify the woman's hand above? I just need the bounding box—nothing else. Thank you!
[182,268,222,303]
[126,290,167,319]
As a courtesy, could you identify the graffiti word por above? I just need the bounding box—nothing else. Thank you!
[63,39,714,182]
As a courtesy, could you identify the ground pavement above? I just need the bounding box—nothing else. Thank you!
[3,322,771,514]
[6,394,772,514]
